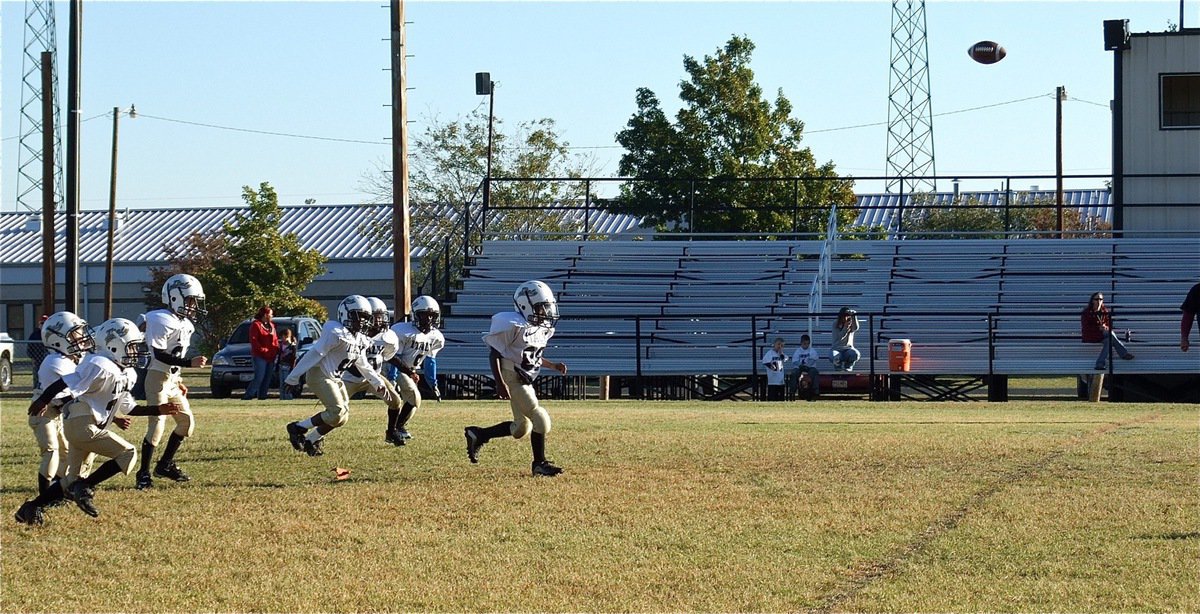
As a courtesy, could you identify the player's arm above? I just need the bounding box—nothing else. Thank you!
[29,378,68,416]
[489,348,510,399]
[540,356,567,375]
[422,356,440,400]
[387,355,417,378]
[285,339,329,385]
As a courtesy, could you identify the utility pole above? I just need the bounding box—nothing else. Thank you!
[64,0,81,313]
[1056,85,1066,238]
[104,105,133,319]
[40,52,56,319]
[390,0,411,318]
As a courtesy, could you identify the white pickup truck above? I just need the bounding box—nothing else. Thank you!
[0,333,13,392]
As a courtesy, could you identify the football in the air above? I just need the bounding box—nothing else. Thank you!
[967,40,1006,64]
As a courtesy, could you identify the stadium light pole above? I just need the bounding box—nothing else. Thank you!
[104,104,135,320]
[1055,86,1066,238]
[475,72,494,232]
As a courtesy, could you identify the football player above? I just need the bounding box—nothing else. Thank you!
[341,297,404,445]
[285,295,387,456]
[16,318,182,525]
[135,273,209,490]
[464,280,568,477]
[385,295,446,445]
[28,311,96,500]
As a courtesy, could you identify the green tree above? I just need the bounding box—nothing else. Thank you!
[147,182,327,353]
[902,194,1113,239]
[359,111,599,298]
[609,35,856,235]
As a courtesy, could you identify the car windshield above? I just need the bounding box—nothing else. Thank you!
[227,321,299,344]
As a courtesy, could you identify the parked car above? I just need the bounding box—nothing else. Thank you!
[0,333,13,392]
[209,316,322,398]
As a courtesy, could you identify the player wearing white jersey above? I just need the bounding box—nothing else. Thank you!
[15,319,182,526]
[285,295,386,457]
[343,297,405,445]
[384,295,446,445]
[28,311,95,500]
[464,281,568,477]
[135,274,209,490]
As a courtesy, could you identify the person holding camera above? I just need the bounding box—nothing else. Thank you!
[831,307,861,371]
[1082,292,1133,370]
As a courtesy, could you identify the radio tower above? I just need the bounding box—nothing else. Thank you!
[885,0,936,195]
[15,0,65,213]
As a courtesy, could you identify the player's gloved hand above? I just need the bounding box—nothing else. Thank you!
[114,416,132,430]
[28,400,47,417]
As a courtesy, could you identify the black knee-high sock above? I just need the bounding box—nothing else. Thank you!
[139,440,155,474]
[396,403,415,429]
[31,480,64,507]
[38,474,50,495]
[478,421,514,443]
[82,459,122,488]
[158,433,185,467]
[530,432,547,464]
[386,408,400,432]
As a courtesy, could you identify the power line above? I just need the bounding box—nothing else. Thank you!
[135,112,387,145]
[808,93,1053,135]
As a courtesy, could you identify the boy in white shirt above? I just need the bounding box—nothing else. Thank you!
[761,338,790,401]
[464,281,568,477]
[28,311,95,501]
[790,333,821,400]
[384,296,445,445]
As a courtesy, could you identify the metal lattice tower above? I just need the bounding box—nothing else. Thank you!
[885,0,936,195]
[15,0,65,213]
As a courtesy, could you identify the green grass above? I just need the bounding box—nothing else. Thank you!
[2,395,1196,612]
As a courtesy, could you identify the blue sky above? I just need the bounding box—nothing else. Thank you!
[1,1,1190,211]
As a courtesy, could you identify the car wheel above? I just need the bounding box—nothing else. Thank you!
[0,356,11,392]
[211,381,232,399]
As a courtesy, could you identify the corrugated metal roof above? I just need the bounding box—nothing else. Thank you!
[0,190,1110,265]
[0,203,646,265]
[852,189,1113,230]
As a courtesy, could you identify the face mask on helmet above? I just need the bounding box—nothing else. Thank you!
[42,312,96,358]
[122,341,152,369]
[367,297,391,335]
[94,318,149,368]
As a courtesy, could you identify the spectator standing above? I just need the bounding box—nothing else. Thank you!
[831,307,861,371]
[277,328,298,400]
[244,306,279,400]
[1081,292,1133,370]
[27,315,49,389]
[790,333,821,400]
[761,338,790,401]
[1180,282,1200,352]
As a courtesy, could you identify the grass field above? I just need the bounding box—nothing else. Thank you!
[2,393,1197,612]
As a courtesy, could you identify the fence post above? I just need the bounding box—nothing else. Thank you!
[792,178,799,234]
[443,236,451,299]
[584,179,591,240]
[751,315,759,400]
[634,316,644,400]
[689,179,696,234]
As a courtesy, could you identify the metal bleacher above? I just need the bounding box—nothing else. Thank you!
[437,236,1199,399]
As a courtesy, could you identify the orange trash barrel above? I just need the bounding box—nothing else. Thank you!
[888,339,912,372]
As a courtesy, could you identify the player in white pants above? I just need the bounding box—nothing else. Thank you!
[464,281,568,477]
[16,319,181,526]
[343,297,405,444]
[285,295,386,457]
[28,311,95,500]
[383,295,446,445]
[135,274,209,490]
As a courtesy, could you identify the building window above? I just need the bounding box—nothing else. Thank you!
[7,304,25,339]
[1161,73,1200,129]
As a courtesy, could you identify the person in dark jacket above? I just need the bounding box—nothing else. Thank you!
[243,306,279,400]
[1081,292,1133,370]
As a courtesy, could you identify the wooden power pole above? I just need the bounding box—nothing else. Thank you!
[40,52,56,320]
[390,0,411,319]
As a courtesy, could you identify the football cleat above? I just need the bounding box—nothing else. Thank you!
[531,460,564,477]
[464,427,483,464]
[155,462,191,483]
[303,438,324,457]
[287,422,307,451]
[14,500,45,526]
[70,483,99,518]
[135,471,154,490]
[384,430,406,447]
[395,428,412,441]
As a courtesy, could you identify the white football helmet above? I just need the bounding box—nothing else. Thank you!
[514,280,558,328]
[93,318,150,368]
[411,295,441,333]
[162,273,207,320]
[42,311,95,358]
[337,295,373,335]
[367,297,391,335]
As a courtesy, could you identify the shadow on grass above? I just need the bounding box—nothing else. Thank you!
[1133,531,1200,540]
